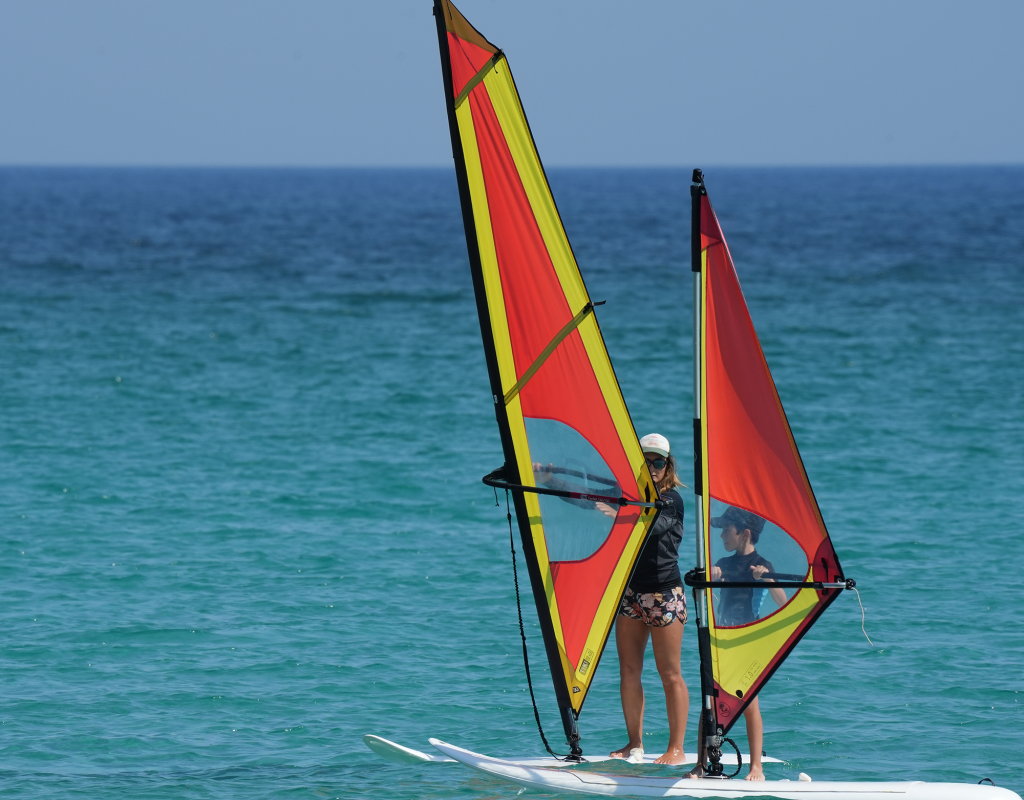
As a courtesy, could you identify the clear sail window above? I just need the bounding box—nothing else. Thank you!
[707,498,807,627]
[524,418,622,564]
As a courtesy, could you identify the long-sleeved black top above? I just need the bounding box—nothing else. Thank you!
[628,488,684,593]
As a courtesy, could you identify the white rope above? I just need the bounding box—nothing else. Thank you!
[852,586,873,646]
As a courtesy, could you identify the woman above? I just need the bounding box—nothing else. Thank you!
[609,433,689,765]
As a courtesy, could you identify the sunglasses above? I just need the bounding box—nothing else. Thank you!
[645,457,667,470]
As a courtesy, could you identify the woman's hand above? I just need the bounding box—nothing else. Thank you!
[711,566,722,581]
[594,501,618,519]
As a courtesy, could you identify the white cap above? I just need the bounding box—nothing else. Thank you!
[639,433,670,458]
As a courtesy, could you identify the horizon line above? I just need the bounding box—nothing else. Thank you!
[2,161,1023,171]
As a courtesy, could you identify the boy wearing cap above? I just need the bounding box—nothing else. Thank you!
[710,507,788,626]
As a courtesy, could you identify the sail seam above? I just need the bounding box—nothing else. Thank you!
[454,50,504,109]
[503,301,599,405]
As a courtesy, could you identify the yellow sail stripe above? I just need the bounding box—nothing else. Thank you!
[700,251,721,684]
[482,64,588,313]
[456,84,579,698]
[700,249,711,548]
[710,588,818,698]
[455,101,518,399]
[482,60,656,708]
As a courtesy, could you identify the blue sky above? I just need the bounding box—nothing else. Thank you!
[1,0,1021,167]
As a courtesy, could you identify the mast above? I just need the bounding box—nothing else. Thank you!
[431,0,583,757]
[690,168,726,776]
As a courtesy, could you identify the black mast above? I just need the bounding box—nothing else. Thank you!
[431,0,583,758]
[690,168,727,777]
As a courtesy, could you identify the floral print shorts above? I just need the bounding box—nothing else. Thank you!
[618,586,687,627]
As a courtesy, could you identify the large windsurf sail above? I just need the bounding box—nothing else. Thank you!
[687,170,854,771]
[432,0,661,757]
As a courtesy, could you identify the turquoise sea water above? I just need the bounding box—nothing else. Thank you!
[2,166,1022,798]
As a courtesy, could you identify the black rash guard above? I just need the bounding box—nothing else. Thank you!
[714,550,775,626]
[628,488,684,593]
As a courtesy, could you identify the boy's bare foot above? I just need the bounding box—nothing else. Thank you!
[686,762,706,779]
[745,763,765,781]
[653,745,685,765]
[610,743,642,760]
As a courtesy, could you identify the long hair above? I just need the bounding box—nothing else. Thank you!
[658,454,687,494]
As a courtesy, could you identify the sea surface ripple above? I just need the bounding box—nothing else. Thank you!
[1,166,1022,798]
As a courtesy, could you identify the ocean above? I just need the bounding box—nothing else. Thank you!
[1,166,1022,798]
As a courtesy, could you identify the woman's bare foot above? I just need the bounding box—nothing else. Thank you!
[610,742,642,760]
[745,763,765,781]
[653,745,685,765]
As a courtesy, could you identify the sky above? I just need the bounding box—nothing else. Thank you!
[1,0,1022,167]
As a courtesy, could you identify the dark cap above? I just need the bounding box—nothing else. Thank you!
[710,506,765,536]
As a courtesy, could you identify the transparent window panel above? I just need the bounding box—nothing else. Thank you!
[707,497,808,627]
[524,418,622,564]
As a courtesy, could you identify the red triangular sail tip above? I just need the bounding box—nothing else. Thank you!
[440,1,499,96]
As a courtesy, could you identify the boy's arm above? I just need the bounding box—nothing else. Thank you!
[750,564,789,607]
[765,584,788,608]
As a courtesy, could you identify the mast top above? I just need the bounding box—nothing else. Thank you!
[692,168,707,196]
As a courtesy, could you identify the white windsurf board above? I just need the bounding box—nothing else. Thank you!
[429,738,1022,800]
[364,733,777,768]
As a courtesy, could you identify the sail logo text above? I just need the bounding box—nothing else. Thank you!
[578,649,596,676]
[741,660,763,688]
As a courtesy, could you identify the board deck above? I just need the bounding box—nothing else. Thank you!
[364,734,777,768]
[428,738,1022,800]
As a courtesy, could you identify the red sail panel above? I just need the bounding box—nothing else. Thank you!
[699,193,844,731]
[703,197,831,557]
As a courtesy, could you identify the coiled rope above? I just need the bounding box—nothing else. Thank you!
[721,737,742,778]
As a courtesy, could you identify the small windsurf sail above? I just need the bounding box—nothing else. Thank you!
[432,0,661,756]
[687,171,852,759]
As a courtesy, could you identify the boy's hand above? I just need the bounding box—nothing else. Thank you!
[751,564,771,581]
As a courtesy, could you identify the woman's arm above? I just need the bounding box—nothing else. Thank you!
[532,463,618,513]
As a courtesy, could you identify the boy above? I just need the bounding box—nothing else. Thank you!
[710,506,788,626]
[708,506,787,781]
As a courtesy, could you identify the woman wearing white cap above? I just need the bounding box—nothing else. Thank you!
[609,433,689,765]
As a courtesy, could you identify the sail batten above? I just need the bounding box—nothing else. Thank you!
[434,0,658,752]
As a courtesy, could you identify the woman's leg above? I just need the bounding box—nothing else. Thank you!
[743,696,764,781]
[650,618,689,765]
[610,614,649,757]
